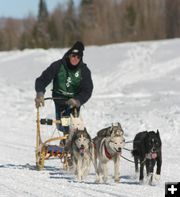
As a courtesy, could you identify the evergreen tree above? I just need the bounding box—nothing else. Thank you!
[38,0,48,23]
[81,0,93,6]
[34,0,50,48]
[79,0,94,43]
[63,0,79,46]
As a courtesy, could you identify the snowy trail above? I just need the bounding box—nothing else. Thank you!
[1,39,180,196]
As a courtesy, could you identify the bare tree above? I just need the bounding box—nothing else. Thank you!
[165,0,180,38]
[49,5,65,47]
[0,0,180,50]
[3,18,22,50]
[19,16,36,49]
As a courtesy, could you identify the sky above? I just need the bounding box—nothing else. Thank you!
[0,38,180,196]
[0,0,80,19]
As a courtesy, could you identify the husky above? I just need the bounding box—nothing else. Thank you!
[96,122,124,138]
[71,128,97,182]
[132,130,162,185]
[93,123,125,183]
[65,113,85,146]
[62,111,85,170]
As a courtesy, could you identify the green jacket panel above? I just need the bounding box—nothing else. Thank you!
[53,64,82,98]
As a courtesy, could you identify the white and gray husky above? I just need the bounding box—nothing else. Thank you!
[93,123,125,183]
[71,128,97,182]
[62,112,85,170]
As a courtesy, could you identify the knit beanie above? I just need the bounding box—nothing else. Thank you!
[69,41,84,57]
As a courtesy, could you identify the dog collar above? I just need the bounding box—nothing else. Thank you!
[104,144,112,160]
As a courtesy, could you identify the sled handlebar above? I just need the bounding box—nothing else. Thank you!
[44,97,67,106]
[44,97,79,110]
[44,97,67,101]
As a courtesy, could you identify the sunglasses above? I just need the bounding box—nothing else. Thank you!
[70,54,81,59]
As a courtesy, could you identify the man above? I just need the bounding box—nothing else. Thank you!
[35,41,93,133]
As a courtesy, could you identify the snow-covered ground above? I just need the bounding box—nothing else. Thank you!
[0,39,180,197]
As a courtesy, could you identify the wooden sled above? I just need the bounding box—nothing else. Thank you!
[35,97,74,171]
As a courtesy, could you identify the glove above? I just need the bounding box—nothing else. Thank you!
[66,98,80,108]
[35,92,44,108]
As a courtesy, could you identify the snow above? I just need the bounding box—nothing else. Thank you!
[0,38,180,197]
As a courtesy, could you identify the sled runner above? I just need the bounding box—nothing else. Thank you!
[35,97,78,171]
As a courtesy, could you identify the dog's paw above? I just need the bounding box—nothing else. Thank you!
[139,180,144,185]
[77,177,83,183]
[146,173,153,185]
[95,176,100,183]
[134,172,139,179]
[103,177,108,183]
[154,174,161,181]
[114,177,120,183]
[95,179,100,184]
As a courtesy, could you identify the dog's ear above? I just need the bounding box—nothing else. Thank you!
[156,130,160,138]
[121,130,124,136]
[84,127,89,135]
[117,122,122,128]
[156,129,161,144]
[118,127,124,136]
[71,129,78,141]
[117,122,124,135]
[84,127,92,141]
[107,125,113,136]
[156,129,160,135]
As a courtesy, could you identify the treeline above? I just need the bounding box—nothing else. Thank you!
[0,0,180,51]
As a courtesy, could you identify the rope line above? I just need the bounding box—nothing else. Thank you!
[125,140,133,144]
[120,155,135,163]
[123,147,132,152]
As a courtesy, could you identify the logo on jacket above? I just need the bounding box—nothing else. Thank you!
[75,71,79,78]
[66,77,72,87]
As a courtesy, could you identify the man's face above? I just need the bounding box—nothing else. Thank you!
[69,54,81,66]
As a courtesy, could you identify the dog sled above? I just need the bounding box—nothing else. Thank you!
[35,97,79,171]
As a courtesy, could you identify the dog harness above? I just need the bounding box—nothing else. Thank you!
[104,143,112,160]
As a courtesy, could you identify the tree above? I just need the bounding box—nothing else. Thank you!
[49,5,65,47]
[165,0,180,38]
[33,0,50,48]
[62,0,79,46]
[19,16,36,49]
[2,18,22,50]
[38,0,48,23]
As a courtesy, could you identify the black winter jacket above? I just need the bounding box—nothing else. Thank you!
[35,56,93,105]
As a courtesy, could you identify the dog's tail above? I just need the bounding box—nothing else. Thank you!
[131,149,139,157]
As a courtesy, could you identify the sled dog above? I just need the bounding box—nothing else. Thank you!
[71,128,97,182]
[62,111,84,149]
[93,123,125,183]
[65,113,85,145]
[62,111,85,170]
[132,130,162,185]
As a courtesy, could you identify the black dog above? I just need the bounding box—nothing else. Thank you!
[132,130,162,184]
